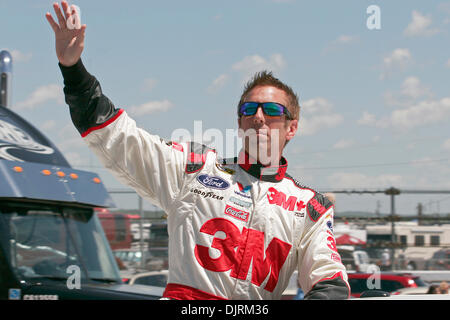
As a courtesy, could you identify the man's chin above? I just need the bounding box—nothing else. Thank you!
[246,147,280,166]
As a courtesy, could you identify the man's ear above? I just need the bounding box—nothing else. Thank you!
[286,119,298,141]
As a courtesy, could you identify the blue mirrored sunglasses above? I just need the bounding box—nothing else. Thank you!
[238,102,292,119]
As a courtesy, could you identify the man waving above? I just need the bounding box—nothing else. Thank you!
[46,1,349,300]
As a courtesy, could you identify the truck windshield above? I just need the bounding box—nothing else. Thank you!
[0,202,121,284]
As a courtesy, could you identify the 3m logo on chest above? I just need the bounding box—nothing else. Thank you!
[267,187,305,212]
[194,218,291,292]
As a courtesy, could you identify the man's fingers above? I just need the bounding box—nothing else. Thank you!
[53,2,67,30]
[61,1,71,20]
[45,12,60,33]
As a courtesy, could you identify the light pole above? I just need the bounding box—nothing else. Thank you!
[385,187,400,270]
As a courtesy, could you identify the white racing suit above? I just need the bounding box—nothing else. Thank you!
[59,60,350,300]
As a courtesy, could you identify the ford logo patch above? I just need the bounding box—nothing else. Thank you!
[197,174,230,190]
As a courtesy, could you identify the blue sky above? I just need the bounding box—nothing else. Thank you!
[1,0,450,215]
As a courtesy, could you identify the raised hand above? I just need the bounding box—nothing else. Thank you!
[45,1,86,67]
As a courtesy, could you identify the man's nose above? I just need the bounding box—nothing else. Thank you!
[252,105,265,124]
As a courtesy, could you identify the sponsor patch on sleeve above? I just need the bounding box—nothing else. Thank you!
[307,193,333,222]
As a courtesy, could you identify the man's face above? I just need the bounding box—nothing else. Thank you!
[238,85,298,165]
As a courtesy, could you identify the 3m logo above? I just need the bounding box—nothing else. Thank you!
[194,218,292,292]
[307,197,331,221]
[309,198,327,215]
[267,187,305,212]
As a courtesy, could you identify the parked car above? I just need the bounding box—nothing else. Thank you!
[338,246,377,272]
[391,286,431,295]
[348,272,427,298]
[357,293,450,300]
[113,249,167,272]
[128,270,169,288]
[425,248,450,270]
[147,247,169,270]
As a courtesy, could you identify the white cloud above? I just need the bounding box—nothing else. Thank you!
[384,76,432,106]
[439,2,450,13]
[58,123,85,147]
[359,77,449,131]
[141,78,158,92]
[359,98,450,131]
[40,120,56,131]
[128,99,173,116]
[8,49,32,63]
[357,112,388,129]
[372,136,381,143]
[410,157,438,168]
[232,53,286,82]
[404,10,439,37]
[207,74,229,93]
[390,97,450,130]
[440,3,450,24]
[357,111,377,126]
[15,84,64,110]
[400,77,432,100]
[53,122,89,166]
[323,35,359,54]
[300,97,344,135]
[380,48,412,80]
[442,138,450,150]
[383,49,412,68]
[446,58,450,68]
[333,139,355,150]
[302,97,333,115]
[328,172,404,189]
[64,152,83,167]
[209,53,287,92]
[333,35,358,45]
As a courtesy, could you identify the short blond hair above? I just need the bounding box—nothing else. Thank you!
[238,70,300,121]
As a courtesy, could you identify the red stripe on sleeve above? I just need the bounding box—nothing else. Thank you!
[81,109,124,137]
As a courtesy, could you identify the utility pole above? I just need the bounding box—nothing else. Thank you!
[139,195,145,269]
[375,200,381,217]
[385,187,400,270]
[417,203,423,226]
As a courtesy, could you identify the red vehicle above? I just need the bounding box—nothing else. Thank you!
[96,208,140,250]
[348,273,427,298]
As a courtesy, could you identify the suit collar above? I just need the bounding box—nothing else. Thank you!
[223,150,288,182]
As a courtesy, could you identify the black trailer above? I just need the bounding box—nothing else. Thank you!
[0,50,162,300]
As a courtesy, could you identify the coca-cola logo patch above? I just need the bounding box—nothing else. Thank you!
[224,205,249,222]
[197,174,230,190]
